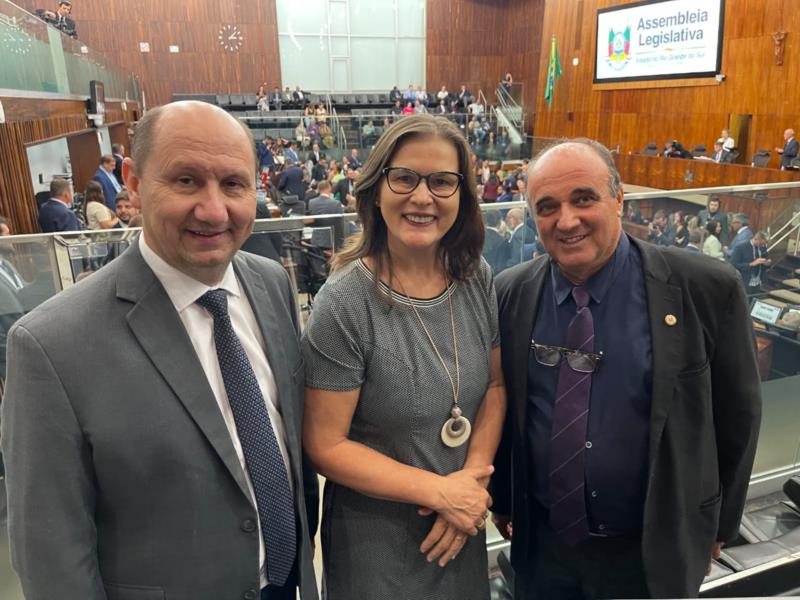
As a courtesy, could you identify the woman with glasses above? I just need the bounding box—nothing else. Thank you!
[302,114,506,599]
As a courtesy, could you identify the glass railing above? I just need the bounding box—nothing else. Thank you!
[0,0,140,100]
[0,185,798,594]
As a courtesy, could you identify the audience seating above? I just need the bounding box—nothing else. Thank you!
[642,143,659,156]
[752,150,772,167]
[692,144,707,157]
[216,94,231,107]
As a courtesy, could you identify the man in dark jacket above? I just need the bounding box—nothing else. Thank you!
[38,178,81,233]
[35,1,77,38]
[278,162,307,201]
[730,231,771,295]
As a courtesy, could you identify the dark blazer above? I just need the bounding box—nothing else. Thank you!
[37,199,81,233]
[713,149,734,164]
[92,168,120,210]
[334,177,355,205]
[491,237,761,598]
[35,9,77,37]
[278,166,307,201]
[482,228,509,274]
[1,241,319,599]
[730,241,769,286]
[781,137,799,169]
[506,224,536,268]
[113,154,124,186]
[307,194,344,250]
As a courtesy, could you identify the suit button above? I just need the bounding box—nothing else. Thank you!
[243,589,257,600]
[241,519,257,533]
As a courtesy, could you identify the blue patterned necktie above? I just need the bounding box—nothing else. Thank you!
[548,286,593,545]
[196,289,296,585]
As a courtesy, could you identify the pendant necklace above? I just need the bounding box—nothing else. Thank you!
[398,275,471,448]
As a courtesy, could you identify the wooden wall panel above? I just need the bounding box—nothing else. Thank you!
[534,0,800,164]
[12,0,281,107]
[426,0,544,127]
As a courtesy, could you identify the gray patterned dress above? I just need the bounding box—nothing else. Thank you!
[301,258,499,600]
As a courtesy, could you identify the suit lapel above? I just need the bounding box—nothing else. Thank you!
[632,239,685,467]
[509,259,549,438]
[118,243,252,501]
[234,257,301,460]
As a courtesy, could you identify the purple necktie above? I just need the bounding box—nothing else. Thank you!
[548,286,593,545]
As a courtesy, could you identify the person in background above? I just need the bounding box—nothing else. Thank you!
[112,143,126,186]
[38,178,81,233]
[93,155,123,211]
[35,0,77,38]
[719,128,735,151]
[685,231,703,253]
[711,141,733,164]
[114,191,137,227]
[730,231,771,295]
[402,101,415,116]
[726,213,753,258]
[258,136,275,175]
[703,220,725,260]
[83,180,119,230]
[361,120,377,146]
[0,216,12,237]
[775,128,798,170]
[302,114,505,599]
[697,196,729,245]
[670,210,688,248]
[646,210,673,246]
[482,172,500,203]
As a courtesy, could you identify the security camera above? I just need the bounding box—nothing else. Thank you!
[715,73,726,82]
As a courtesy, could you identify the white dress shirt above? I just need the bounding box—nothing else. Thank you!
[139,234,293,587]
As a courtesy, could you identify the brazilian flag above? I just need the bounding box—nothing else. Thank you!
[544,35,562,108]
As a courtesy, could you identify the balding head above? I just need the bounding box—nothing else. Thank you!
[123,101,257,286]
[130,101,254,177]
[786,129,796,140]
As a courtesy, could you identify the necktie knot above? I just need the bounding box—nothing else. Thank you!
[196,289,229,319]
[572,286,590,309]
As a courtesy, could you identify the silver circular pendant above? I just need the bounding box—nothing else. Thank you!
[441,416,472,448]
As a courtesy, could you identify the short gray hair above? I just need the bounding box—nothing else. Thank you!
[530,138,623,197]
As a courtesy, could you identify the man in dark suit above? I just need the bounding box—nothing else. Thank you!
[293,86,307,109]
[482,209,508,274]
[38,178,81,232]
[3,101,319,600]
[112,143,125,186]
[711,142,733,164]
[35,0,77,38]
[685,231,703,253]
[92,154,122,210]
[270,86,282,110]
[306,180,343,251]
[730,231,771,295]
[775,128,798,170]
[307,143,324,166]
[278,162,307,201]
[491,138,761,599]
[334,167,357,206]
[505,207,536,268]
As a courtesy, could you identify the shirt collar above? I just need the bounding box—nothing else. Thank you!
[139,233,239,313]
[550,232,630,306]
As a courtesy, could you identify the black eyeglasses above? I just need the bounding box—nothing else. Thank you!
[531,339,603,374]
[382,167,463,198]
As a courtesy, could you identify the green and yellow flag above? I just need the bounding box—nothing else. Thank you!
[544,35,562,108]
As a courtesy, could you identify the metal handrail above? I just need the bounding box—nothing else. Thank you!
[768,218,800,254]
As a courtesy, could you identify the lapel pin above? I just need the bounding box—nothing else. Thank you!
[665,314,677,326]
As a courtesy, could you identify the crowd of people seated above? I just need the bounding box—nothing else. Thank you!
[626,196,773,295]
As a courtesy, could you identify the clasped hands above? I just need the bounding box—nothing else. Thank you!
[417,465,494,568]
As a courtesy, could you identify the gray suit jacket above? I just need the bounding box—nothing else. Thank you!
[1,241,319,600]
[491,237,761,598]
